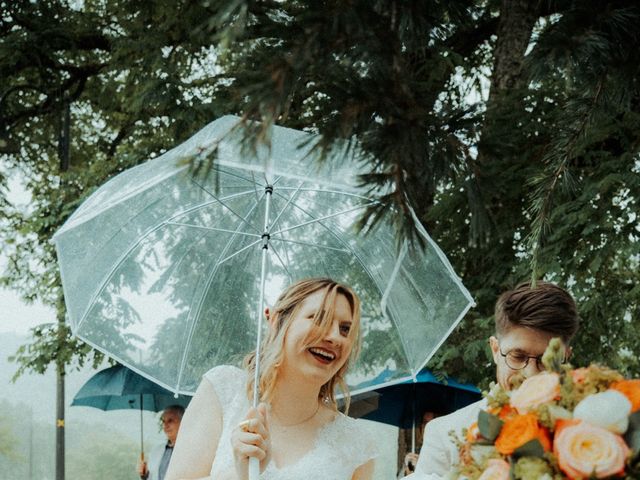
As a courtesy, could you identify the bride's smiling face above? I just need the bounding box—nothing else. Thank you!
[279,290,356,385]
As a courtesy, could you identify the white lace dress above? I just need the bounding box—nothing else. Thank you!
[205,365,378,479]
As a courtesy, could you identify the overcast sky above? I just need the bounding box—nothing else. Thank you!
[1,175,56,334]
[0,287,54,334]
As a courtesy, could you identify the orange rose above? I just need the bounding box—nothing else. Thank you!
[497,403,516,420]
[611,379,640,412]
[554,419,630,479]
[478,458,510,480]
[510,372,560,414]
[494,413,550,455]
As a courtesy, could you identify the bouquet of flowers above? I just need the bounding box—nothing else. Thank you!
[454,339,640,480]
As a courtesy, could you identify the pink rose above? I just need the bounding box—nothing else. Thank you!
[478,459,510,480]
[554,420,630,479]
[510,372,560,414]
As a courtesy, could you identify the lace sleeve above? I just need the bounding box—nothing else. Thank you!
[331,415,380,468]
[352,418,381,465]
[202,366,252,478]
[202,365,248,418]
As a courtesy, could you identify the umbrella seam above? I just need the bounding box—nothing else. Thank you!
[269,201,378,237]
[378,241,415,377]
[175,191,267,392]
[166,223,262,238]
[263,185,302,283]
[269,237,351,253]
[54,117,243,237]
[410,207,475,305]
[270,191,347,301]
[189,178,263,234]
[268,183,303,228]
[71,188,259,332]
[73,194,185,332]
[412,300,475,377]
[267,242,293,280]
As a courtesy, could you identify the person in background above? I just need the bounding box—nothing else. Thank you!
[138,405,184,480]
[400,411,438,477]
[406,281,580,478]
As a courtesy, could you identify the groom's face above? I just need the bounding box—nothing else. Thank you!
[490,326,558,390]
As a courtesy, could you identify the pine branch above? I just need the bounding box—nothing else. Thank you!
[527,76,605,278]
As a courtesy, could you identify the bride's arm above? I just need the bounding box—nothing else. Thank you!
[352,459,374,480]
[165,378,223,480]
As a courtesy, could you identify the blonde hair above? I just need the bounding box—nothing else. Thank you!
[244,277,361,411]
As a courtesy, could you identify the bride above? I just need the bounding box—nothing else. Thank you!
[165,277,376,480]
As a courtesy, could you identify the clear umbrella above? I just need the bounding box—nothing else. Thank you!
[53,114,473,399]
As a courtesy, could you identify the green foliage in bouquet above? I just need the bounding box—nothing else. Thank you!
[512,457,555,480]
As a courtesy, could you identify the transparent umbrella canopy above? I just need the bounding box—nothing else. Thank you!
[53,115,474,397]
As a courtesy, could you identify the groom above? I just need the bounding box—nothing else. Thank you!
[406,281,580,478]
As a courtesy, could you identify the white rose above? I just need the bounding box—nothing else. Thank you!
[573,390,632,434]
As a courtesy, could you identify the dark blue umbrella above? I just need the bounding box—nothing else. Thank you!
[350,368,481,452]
[72,365,191,461]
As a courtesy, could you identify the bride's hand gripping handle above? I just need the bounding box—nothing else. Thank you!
[231,403,271,480]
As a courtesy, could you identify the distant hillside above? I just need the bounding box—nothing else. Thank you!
[0,331,164,443]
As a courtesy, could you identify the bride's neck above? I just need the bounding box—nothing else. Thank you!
[270,372,322,425]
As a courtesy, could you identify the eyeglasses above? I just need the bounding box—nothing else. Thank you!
[499,349,545,371]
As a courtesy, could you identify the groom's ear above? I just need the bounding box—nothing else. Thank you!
[489,336,500,363]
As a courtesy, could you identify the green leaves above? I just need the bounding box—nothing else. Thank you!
[478,410,503,443]
[512,439,545,459]
[2,0,640,389]
[624,411,640,456]
[1,0,228,377]
[8,322,106,380]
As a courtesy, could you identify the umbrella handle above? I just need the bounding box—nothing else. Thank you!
[140,394,145,462]
[249,183,272,480]
[249,457,259,480]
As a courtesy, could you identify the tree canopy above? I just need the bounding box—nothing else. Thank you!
[1,0,640,388]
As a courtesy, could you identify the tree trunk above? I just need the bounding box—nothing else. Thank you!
[467,0,540,245]
[55,359,65,480]
[480,0,539,160]
[488,0,539,101]
[56,97,70,480]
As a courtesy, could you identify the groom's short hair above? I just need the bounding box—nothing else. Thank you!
[494,281,579,344]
